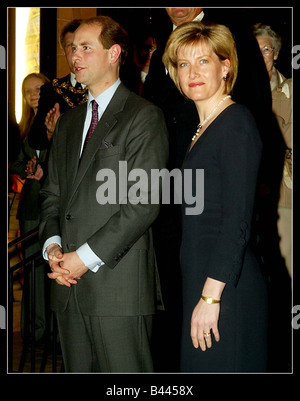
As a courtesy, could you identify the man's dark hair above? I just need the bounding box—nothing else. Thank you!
[80,16,130,65]
[60,19,82,49]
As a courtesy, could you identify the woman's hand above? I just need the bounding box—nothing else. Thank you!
[190,297,220,351]
[190,277,225,351]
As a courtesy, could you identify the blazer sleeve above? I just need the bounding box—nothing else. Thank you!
[39,117,62,244]
[206,107,262,286]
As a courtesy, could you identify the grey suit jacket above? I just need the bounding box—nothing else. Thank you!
[39,83,169,316]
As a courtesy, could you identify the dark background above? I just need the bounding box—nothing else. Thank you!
[97,7,293,78]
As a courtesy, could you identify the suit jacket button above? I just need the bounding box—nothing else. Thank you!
[66,214,71,220]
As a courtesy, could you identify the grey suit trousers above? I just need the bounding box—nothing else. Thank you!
[56,286,154,373]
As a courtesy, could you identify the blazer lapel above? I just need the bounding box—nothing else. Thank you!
[67,83,130,200]
[65,104,86,195]
[75,111,117,178]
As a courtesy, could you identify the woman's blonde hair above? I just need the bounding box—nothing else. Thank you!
[19,72,50,139]
[162,21,238,96]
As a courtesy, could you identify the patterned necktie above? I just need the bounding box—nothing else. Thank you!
[82,100,98,154]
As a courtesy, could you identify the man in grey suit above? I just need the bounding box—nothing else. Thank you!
[39,16,168,373]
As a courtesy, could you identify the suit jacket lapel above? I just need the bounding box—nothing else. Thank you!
[75,111,117,184]
[69,83,130,200]
[66,104,86,195]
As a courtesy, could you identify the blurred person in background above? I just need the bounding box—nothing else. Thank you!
[253,23,292,278]
[28,19,88,151]
[10,72,50,342]
[120,27,157,95]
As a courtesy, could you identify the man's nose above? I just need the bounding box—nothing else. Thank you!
[72,48,80,61]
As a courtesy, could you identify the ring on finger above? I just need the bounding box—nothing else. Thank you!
[203,331,211,337]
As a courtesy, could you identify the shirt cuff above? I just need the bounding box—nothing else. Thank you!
[43,236,62,260]
[76,242,104,273]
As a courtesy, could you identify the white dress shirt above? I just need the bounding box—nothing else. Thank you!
[43,78,121,273]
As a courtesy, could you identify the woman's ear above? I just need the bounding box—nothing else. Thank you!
[109,44,122,64]
[222,58,231,77]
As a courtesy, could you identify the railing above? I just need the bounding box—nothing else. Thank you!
[8,227,62,372]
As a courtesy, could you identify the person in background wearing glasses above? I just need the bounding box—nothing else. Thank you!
[253,23,292,279]
[120,27,157,96]
[133,33,157,94]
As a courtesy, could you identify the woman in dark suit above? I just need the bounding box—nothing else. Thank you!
[163,21,268,372]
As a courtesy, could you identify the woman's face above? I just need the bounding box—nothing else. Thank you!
[256,35,278,77]
[177,40,229,103]
[23,77,44,110]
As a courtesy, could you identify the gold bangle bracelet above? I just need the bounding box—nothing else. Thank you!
[201,295,220,304]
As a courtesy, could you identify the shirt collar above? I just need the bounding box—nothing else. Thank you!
[70,72,87,89]
[270,67,290,98]
[87,78,121,112]
[70,72,77,87]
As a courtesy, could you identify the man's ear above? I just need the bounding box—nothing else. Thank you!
[109,44,122,64]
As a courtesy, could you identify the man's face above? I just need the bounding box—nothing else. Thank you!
[165,8,203,26]
[62,31,76,73]
[72,23,116,97]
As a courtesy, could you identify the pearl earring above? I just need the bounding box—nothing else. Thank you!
[223,74,227,81]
